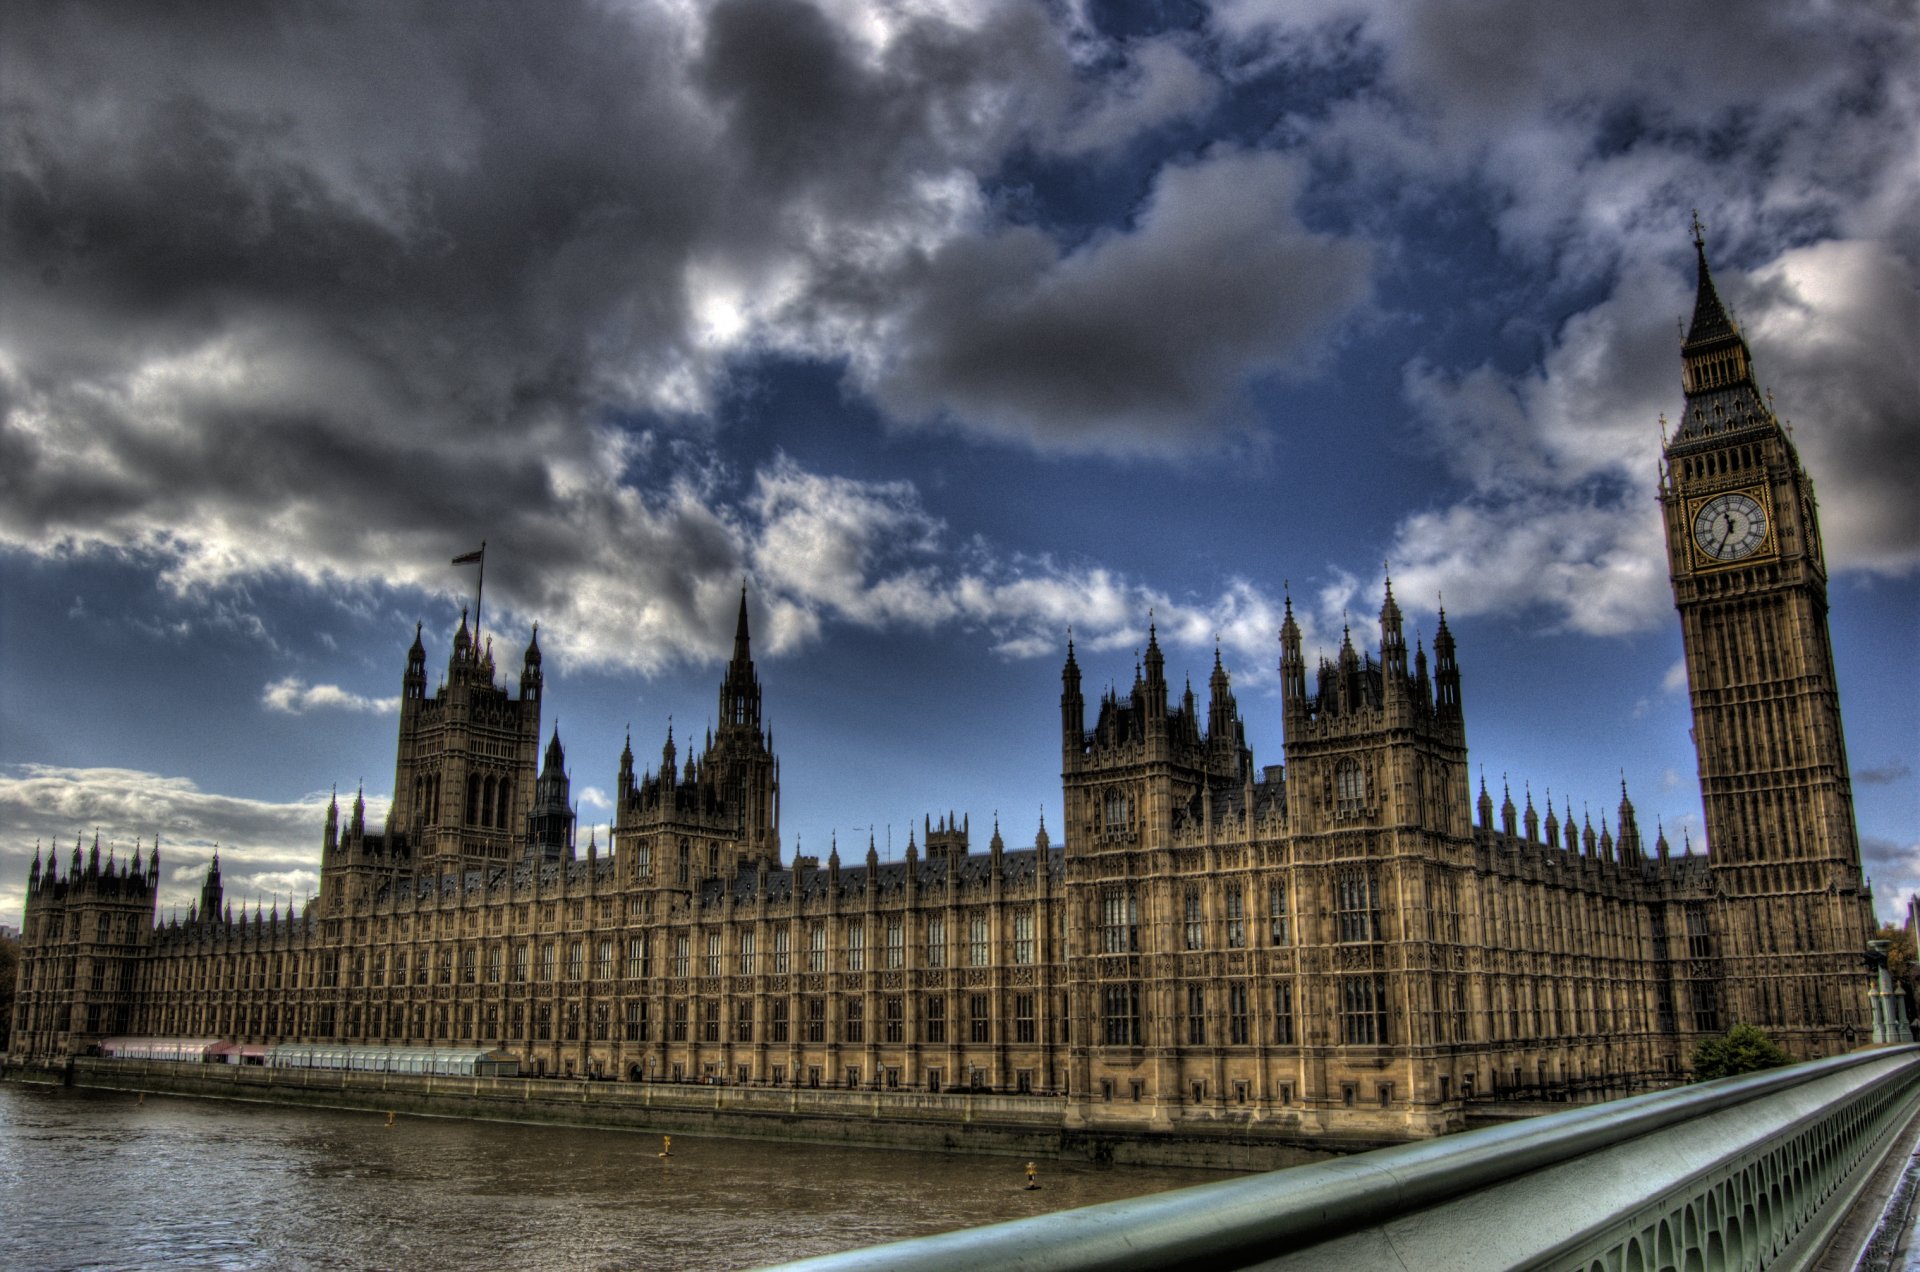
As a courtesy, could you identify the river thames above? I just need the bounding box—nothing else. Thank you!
[0,1083,1239,1269]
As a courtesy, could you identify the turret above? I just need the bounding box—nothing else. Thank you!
[1477,774,1494,830]
[1206,644,1237,744]
[1523,785,1539,842]
[1279,594,1306,709]
[1617,780,1643,858]
[1062,636,1085,756]
[520,624,543,702]
[1379,574,1406,680]
[1142,621,1167,724]
[1501,778,1518,838]
[1433,606,1461,718]
[200,850,224,920]
[404,623,427,700]
[526,725,574,863]
[718,586,762,733]
[451,607,472,668]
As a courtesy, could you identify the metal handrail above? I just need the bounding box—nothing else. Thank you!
[768,1047,1920,1272]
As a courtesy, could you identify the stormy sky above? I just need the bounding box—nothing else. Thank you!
[2,0,1914,922]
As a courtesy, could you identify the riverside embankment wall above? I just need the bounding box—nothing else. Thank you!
[3,1059,1344,1171]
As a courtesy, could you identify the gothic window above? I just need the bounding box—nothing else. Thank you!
[678,839,690,885]
[885,920,904,970]
[1340,974,1389,1045]
[969,993,990,1043]
[1014,994,1035,1043]
[494,779,510,830]
[884,996,905,1043]
[706,931,722,978]
[926,917,946,967]
[925,996,946,1043]
[805,998,826,1043]
[1103,787,1131,831]
[703,1002,720,1043]
[635,838,651,878]
[595,939,614,980]
[670,1002,688,1042]
[1228,983,1250,1045]
[1184,886,1205,950]
[1685,904,1713,960]
[772,927,790,973]
[770,999,789,1043]
[537,943,555,982]
[846,921,864,972]
[510,945,527,982]
[736,1000,754,1042]
[439,948,455,984]
[808,925,826,972]
[481,776,496,828]
[1225,884,1246,949]
[1012,911,1034,966]
[739,930,756,976]
[1187,985,1206,1045]
[1100,887,1139,954]
[843,999,862,1043]
[593,1003,609,1042]
[672,935,689,978]
[462,947,478,984]
[1102,984,1140,1046]
[1336,759,1364,813]
[486,946,502,984]
[1335,867,1381,942]
[626,1000,648,1042]
[467,778,480,827]
[968,914,989,967]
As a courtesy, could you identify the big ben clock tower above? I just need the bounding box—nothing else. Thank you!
[1660,215,1873,1056]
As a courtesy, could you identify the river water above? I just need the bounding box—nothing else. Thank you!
[0,1083,1238,1270]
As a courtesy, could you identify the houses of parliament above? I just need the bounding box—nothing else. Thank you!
[5,234,1877,1139]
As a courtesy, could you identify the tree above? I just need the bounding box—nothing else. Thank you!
[1691,1023,1791,1081]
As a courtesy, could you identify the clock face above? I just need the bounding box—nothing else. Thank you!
[1693,491,1769,562]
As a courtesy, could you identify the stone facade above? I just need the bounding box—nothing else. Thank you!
[6,235,1876,1141]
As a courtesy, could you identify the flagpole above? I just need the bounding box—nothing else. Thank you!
[475,539,486,654]
[451,543,487,660]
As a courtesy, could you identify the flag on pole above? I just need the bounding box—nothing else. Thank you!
[452,547,485,565]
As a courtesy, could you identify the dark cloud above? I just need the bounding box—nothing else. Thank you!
[1857,761,1914,787]
[861,149,1371,450]
[1,1,1354,670]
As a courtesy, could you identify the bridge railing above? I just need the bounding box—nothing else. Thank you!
[771,1046,1920,1272]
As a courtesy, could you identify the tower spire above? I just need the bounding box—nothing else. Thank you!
[1677,213,1771,438]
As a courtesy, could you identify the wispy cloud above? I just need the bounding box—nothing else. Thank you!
[261,677,400,715]
[0,764,362,919]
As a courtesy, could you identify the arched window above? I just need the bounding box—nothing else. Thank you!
[1335,760,1364,812]
[481,775,497,828]
[1103,788,1130,831]
[494,778,511,830]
